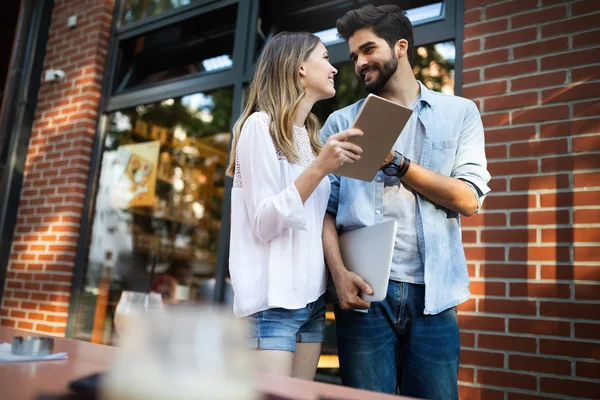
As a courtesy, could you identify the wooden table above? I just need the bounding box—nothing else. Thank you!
[0,327,408,400]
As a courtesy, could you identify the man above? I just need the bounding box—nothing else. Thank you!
[320,4,491,399]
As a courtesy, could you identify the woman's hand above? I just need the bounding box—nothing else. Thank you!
[313,128,364,176]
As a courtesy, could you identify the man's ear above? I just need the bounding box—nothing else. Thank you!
[299,64,307,78]
[395,39,409,58]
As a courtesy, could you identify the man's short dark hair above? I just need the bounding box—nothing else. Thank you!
[336,4,414,67]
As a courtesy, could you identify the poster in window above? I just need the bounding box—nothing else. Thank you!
[114,140,160,208]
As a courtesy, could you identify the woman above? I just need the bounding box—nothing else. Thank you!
[226,31,363,379]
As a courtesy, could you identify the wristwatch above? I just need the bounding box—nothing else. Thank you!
[382,150,411,179]
[382,151,403,177]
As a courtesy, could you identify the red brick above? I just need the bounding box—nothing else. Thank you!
[17,321,34,330]
[486,0,537,19]
[510,355,571,376]
[512,5,567,29]
[488,177,507,192]
[576,361,600,379]
[543,13,600,38]
[573,28,600,48]
[462,230,477,244]
[463,38,481,54]
[510,246,571,262]
[457,298,476,312]
[459,386,504,400]
[511,139,568,158]
[541,265,600,281]
[485,125,536,143]
[479,334,536,352]
[465,246,505,261]
[461,331,475,347]
[511,174,570,192]
[464,0,499,8]
[543,82,600,104]
[478,370,536,390]
[575,246,600,262]
[464,9,482,24]
[575,284,600,301]
[485,27,537,50]
[485,194,536,210]
[541,377,600,399]
[573,135,600,155]
[574,209,600,224]
[542,47,600,70]
[543,227,600,243]
[458,314,505,332]
[482,229,536,243]
[469,281,507,297]
[572,0,600,16]
[542,154,600,172]
[1,319,16,328]
[464,19,508,38]
[485,91,538,112]
[461,212,507,227]
[464,49,509,69]
[484,60,537,80]
[481,112,510,127]
[458,367,474,383]
[542,338,600,358]
[480,299,536,315]
[39,304,69,313]
[460,349,504,368]
[480,263,536,279]
[541,118,600,138]
[488,159,538,176]
[512,105,570,124]
[463,69,481,84]
[511,71,567,92]
[510,318,571,337]
[542,301,598,320]
[510,282,571,298]
[574,100,600,118]
[463,81,507,99]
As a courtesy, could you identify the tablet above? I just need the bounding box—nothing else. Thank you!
[338,221,397,302]
[335,94,413,182]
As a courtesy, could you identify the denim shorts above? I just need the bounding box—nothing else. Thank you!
[245,294,326,352]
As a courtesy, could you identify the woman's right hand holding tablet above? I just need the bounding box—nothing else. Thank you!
[314,128,364,176]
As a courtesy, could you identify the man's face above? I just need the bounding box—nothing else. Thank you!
[348,28,398,94]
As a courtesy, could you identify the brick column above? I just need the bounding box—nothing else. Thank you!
[0,0,114,336]
[459,0,600,399]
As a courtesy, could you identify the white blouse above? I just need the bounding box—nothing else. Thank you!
[229,112,330,317]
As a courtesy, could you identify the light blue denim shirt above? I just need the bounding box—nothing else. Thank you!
[320,81,491,315]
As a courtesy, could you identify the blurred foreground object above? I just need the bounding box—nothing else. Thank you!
[101,306,258,400]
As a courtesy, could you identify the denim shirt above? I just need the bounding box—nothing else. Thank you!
[320,81,491,315]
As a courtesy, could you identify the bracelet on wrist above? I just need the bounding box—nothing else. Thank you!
[397,156,411,179]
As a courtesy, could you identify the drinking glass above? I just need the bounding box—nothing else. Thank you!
[113,291,163,336]
[102,306,258,400]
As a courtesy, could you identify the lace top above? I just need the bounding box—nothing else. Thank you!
[233,112,316,188]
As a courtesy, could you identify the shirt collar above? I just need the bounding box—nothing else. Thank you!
[417,80,434,108]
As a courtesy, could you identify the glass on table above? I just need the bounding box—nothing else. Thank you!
[113,291,164,337]
[101,306,258,400]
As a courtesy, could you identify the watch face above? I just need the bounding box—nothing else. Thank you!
[383,166,398,176]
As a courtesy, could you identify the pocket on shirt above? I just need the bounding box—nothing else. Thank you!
[430,140,458,175]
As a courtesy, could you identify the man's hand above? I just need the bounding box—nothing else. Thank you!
[334,270,373,310]
[381,149,395,168]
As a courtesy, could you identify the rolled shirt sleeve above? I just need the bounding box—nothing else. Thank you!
[237,114,307,243]
[452,101,492,213]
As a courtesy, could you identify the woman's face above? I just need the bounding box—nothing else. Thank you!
[301,41,338,101]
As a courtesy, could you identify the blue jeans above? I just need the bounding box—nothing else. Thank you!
[334,281,459,399]
[246,294,326,352]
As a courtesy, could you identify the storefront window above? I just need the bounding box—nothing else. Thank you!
[72,87,233,344]
[121,0,203,25]
[114,3,237,92]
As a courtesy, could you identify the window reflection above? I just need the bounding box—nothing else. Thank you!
[73,88,233,344]
[121,0,196,25]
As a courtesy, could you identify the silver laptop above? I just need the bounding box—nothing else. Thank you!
[338,221,397,302]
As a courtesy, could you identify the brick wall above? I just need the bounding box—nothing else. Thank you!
[460,0,600,399]
[0,0,113,336]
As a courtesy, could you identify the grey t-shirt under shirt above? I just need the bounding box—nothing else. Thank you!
[383,94,425,284]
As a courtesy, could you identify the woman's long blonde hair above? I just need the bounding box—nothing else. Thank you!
[226,32,323,176]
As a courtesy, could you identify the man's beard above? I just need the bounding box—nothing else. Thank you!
[362,54,398,94]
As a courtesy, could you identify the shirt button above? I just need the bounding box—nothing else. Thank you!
[376,209,381,215]
[377,176,382,182]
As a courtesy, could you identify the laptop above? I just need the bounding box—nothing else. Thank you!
[338,220,397,302]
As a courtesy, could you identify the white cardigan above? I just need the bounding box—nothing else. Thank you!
[229,112,330,317]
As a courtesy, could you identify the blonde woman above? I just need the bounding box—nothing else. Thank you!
[227,31,363,379]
